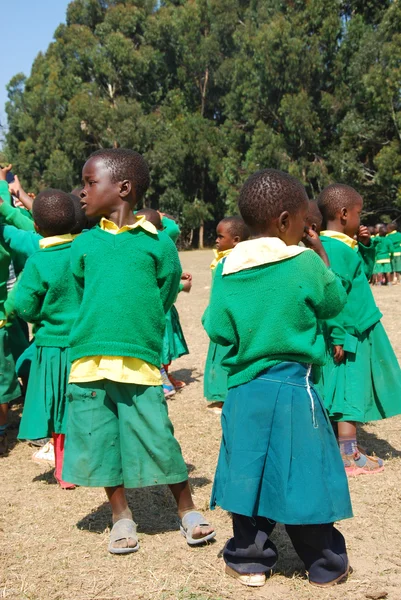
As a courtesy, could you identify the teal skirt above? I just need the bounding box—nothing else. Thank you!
[373,261,392,274]
[203,342,230,402]
[211,362,352,525]
[161,305,189,365]
[392,255,401,272]
[18,346,71,439]
[320,322,401,422]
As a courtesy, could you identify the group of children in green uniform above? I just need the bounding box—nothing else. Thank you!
[371,222,401,285]
[0,150,400,590]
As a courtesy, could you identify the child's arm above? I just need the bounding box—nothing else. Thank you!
[0,197,35,231]
[14,255,46,324]
[70,236,85,300]
[202,261,236,347]
[357,226,375,279]
[156,232,182,312]
[1,225,41,266]
[161,215,181,244]
[8,176,34,211]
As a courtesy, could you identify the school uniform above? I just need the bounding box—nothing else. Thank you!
[203,238,352,583]
[388,230,401,272]
[373,235,393,274]
[63,216,188,489]
[319,232,401,422]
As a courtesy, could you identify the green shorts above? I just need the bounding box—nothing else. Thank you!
[0,326,21,405]
[62,380,188,488]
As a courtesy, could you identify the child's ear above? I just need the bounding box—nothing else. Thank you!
[278,211,290,231]
[340,207,347,220]
[232,235,241,246]
[119,179,132,198]
[34,223,40,234]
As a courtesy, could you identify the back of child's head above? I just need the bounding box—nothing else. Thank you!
[306,200,323,233]
[317,184,362,226]
[32,189,76,237]
[379,224,388,236]
[89,148,150,203]
[238,169,308,234]
[388,221,398,232]
[218,216,250,242]
[136,208,162,230]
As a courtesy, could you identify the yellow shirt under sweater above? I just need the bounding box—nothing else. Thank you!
[69,217,162,386]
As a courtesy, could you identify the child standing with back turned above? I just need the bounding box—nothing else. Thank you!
[204,169,352,588]
[318,184,401,475]
[63,148,215,554]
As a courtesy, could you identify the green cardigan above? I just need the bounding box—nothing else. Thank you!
[15,240,80,347]
[68,226,182,365]
[320,236,382,347]
[203,250,346,388]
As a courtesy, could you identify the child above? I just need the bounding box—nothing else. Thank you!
[373,224,393,285]
[204,216,249,414]
[63,148,215,554]
[387,221,401,283]
[15,190,87,487]
[203,169,352,588]
[318,184,401,475]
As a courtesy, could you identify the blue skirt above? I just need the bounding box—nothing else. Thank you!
[211,362,353,525]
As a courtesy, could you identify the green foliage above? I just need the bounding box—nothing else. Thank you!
[5,0,401,244]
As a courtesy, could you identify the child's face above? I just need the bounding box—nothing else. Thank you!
[279,200,309,246]
[344,197,363,238]
[80,157,123,218]
[216,222,237,251]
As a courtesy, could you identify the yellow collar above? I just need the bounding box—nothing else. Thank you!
[387,230,397,236]
[320,230,357,250]
[39,233,78,249]
[100,215,157,235]
[222,237,310,275]
[210,248,232,270]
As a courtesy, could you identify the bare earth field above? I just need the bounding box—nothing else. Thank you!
[2,249,401,600]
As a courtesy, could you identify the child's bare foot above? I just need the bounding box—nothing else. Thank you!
[109,509,139,552]
[207,401,223,415]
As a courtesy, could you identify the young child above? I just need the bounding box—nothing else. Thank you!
[15,189,87,487]
[63,148,215,554]
[373,224,393,285]
[318,184,401,475]
[387,221,401,283]
[203,169,352,588]
[204,216,249,414]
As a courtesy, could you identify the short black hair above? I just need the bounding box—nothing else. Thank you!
[136,208,162,230]
[317,183,362,224]
[238,169,308,233]
[218,216,250,241]
[89,148,150,202]
[32,189,76,236]
[69,193,88,234]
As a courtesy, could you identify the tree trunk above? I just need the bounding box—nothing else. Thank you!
[198,221,204,249]
[189,228,193,247]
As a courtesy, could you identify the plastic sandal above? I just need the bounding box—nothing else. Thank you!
[108,519,140,555]
[225,565,266,587]
[342,450,384,476]
[180,510,216,546]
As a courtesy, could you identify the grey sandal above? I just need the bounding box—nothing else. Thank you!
[180,510,216,546]
[108,518,140,555]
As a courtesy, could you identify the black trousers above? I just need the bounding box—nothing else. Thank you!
[224,514,348,585]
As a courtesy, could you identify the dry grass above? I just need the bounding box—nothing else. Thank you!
[1,249,401,600]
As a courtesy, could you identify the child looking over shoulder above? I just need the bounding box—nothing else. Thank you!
[204,216,249,414]
[318,184,401,475]
[204,169,352,589]
[64,149,215,555]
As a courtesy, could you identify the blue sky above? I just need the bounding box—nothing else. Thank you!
[0,0,70,129]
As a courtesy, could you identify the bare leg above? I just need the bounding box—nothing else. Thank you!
[169,480,214,539]
[105,485,137,549]
[337,421,356,440]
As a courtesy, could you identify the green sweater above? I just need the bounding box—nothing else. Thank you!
[373,235,393,261]
[68,226,182,365]
[1,225,41,274]
[0,181,35,231]
[320,236,382,346]
[388,231,401,255]
[162,216,181,244]
[204,250,346,388]
[15,240,80,347]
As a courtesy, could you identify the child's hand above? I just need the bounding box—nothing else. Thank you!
[8,174,23,198]
[181,279,192,293]
[0,164,12,181]
[181,272,192,282]
[303,227,330,267]
[357,226,371,246]
[333,345,344,363]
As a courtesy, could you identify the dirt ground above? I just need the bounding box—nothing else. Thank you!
[1,249,401,600]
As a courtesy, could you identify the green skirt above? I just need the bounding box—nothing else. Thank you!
[161,305,189,365]
[0,326,21,405]
[6,317,30,364]
[203,341,230,402]
[392,254,401,272]
[18,346,71,439]
[373,261,392,274]
[211,362,353,525]
[321,322,401,422]
[15,341,36,379]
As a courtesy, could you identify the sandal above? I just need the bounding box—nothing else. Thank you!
[342,450,384,476]
[206,402,223,415]
[180,510,216,546]
[225,565,266,587]
[168,374,186,390]
[108,519,140,555]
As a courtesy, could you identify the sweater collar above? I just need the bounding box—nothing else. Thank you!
[210,248,232,270]
[222,237,310,275]
[320,230,357,250]
[387,230,397,236]
[100,215,157,235]
[39,233,78,249]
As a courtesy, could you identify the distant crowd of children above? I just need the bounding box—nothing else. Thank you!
[1,151,400,589]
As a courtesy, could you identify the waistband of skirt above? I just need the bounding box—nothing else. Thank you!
[256,361,312,386]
